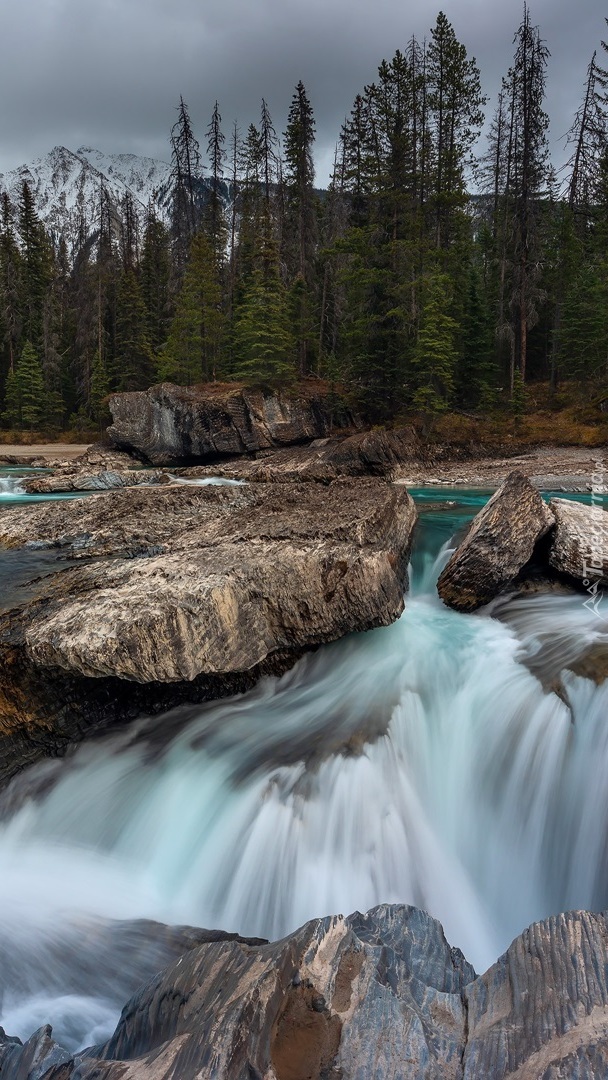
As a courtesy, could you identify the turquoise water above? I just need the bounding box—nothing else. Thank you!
[0,482,606,1050]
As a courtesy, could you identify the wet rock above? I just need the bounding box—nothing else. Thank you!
[3,906,608,1078]
[21,468,168,495]
[174,426,419,484]
[463,910,608,1079]
[437,471,555,611]
[0,480,416,781]
[107,382,359,465]
[548,497,608,585]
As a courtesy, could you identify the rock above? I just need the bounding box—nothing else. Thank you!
[0,904,474,1080]
[0,480,416,781]
[21,468,168,495]
[71,444,142,470]
[463,910,608,1078]
[437,471,555,611]
[173,426,419,484]
[107,382,360,465]
[548,497,608,585]
[4,906,608,1079]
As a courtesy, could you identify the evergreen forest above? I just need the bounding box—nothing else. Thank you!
[2,7,608,432]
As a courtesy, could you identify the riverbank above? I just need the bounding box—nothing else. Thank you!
[0,443,91,461]
[396,444,607,492]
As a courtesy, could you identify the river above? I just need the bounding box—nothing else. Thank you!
[0,478,607,1051]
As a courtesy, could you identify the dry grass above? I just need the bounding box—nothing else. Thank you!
[414,382,608,453]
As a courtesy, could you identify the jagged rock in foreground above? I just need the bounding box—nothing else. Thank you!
[107,381,359,465]
[0,479,415,781]
[548,496,608,585]
[3,906,608,1079]
[437,471,555,611]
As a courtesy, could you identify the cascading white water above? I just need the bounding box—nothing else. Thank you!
[0,489,607,1050]
[0,477,25,497]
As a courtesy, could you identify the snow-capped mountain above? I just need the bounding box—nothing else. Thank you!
[0,146,174,249]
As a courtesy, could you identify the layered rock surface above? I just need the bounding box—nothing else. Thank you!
[3,905,608,1079]
[548,496,608,584]
[0,479,416,781]
[107,382,360,465]
[437,471,555,611]
[438,472,608,612]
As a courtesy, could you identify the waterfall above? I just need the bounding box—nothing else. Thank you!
[0,476,25,497]
[0,491,607,1050]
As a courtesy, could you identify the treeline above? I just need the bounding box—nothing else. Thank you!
[1,6,608,429]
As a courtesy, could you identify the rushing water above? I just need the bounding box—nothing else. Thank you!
[0,485,607,1051]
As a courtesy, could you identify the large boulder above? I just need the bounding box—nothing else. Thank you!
[0,479,416,782]
[548,496,608,585]
[107,382,360,465]
[3,906,608,1079]
[437,471,555,611]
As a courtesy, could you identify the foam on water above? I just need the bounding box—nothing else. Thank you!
[0,488,607,1049]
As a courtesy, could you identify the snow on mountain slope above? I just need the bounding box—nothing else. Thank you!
[0,146,173,250]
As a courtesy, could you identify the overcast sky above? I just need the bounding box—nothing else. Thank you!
[0,0,605,184]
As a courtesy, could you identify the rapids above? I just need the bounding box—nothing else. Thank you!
[0,485,607,1050]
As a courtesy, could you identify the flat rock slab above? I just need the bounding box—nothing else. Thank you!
[172,426,419,485]
[0,480,416,780]
[437,471,555,611]
[21,468,169,494]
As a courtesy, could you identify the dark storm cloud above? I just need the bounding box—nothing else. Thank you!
[0,0,605,182]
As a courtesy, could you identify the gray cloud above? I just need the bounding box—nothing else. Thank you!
[0,0,605,184]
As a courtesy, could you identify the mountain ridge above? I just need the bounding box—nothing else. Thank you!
[0,145,174,249]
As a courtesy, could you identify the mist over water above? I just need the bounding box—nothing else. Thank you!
[0,485,607,1050]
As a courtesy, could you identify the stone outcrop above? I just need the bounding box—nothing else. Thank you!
[437,474,608,612]
[173,426,420,484]
[0,479,416,781]
[107,382,360,465]
[3,905,608,1079]
[21,468,168,494]
[548,496,608,584]
[437,471,555,611]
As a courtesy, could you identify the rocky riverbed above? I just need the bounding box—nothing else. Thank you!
[0,477,416,783]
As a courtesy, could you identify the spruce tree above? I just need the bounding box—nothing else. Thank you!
[283,82,318,375]
[115,268,155,391]
[0,193,22,399]
[140,209,172,354]
[411,273,458,412]
[160,230,224,384]
[170,96,202,272]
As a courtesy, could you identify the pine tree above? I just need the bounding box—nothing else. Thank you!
[0,193,22,396]
[506,6,550,385]
[205,101,227,262]
[233,232,294,384]
[170,96,202,272]
[411,273,458,412]
[18,181,52,353]
[115,268,155,391]
[160,230,224,384]
[140,209,172,354]
[426,12,486,251]
[283,81,318,374]
[2,340,45,429]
